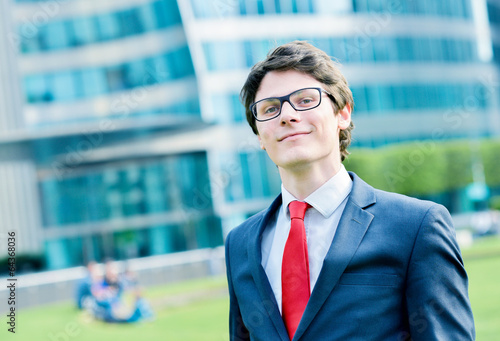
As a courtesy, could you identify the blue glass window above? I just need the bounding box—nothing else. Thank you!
[251,40,275,64]
[202,36,477,72]
[352,0,471,18]
[278,0,294,14]
[231,94,245,122]
[353,83,490,114]
[261,0,278,14]
[45,239,72,269]
[331,38,348,62]
[368,0,383,12]
[52,72,77,101]
[163,0,182,24]
[203,41,246,71]
[168,46,195,78]
[352,0,368,12]
[24,45,196,105]
[396,37,413,61]
[96,13,121,41]
[119,9,144,36]
[351,86,367,112]
[19,0,183,53]
[187,0,472,18]
[39,153,211,225]
[390,85,406,110]
[366,85,383,112]
[125,60,148,88]
[138,3,158,32]
[44,21,69,50]
[106,66,126,92]
[310,38,332,56]
[358,36,375,62]
[24,75,49,103]
[150,55,172,83]
[153,0,170,28]
[257,0,265,15]
[442,39,453,61]
[344,37,362,63]
[72,17,98,46]
[372,37,390,62]
[488,2,500,24]
[81,69,108,97]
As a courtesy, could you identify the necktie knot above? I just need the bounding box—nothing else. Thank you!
[289,200,309,220]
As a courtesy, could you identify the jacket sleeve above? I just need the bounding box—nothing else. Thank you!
[405,204,475,340]
[225,231,250,341]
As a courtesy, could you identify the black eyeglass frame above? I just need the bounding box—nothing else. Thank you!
[250,87,334,122]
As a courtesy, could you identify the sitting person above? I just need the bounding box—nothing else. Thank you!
[75,261,97,310]
[78,259,154,323]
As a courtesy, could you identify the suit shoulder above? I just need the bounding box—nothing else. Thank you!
[374,187,438,210]
[349,171,443,215]
[370,187,451,222]
[363,187,454,239]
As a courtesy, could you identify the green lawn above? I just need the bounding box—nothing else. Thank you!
[462,235,500,340]
[4,236,499,341]
[5,276,230,341]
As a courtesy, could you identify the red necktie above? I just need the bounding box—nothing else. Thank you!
[282,200,311,340]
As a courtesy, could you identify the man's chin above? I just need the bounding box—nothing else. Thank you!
[276,155,313,171]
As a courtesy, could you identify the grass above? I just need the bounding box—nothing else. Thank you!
[461,235,500,340]
[3,236,499,341]
[5,276,230,341]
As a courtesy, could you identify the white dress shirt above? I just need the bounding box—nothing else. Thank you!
[261,165,353,313]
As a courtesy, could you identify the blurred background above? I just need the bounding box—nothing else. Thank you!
[0,0,499,339]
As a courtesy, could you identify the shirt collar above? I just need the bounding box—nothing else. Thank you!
[281,164,353,218]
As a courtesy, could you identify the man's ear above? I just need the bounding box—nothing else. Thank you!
[337,103,352,130]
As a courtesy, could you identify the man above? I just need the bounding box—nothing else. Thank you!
[224,41,475,340]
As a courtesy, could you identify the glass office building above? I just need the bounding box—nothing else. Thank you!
[1,0,499,270]
[179,0,499,236]
[1,0,220,270]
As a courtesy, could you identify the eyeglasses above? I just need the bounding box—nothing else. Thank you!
[250,87,333,122]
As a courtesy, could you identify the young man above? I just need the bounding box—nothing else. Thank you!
[225,41,475,340]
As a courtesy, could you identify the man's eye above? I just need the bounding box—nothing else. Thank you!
[264,106,279,114]
[297,97,315,106]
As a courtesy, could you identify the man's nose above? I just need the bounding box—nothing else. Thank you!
[280,100,300,123]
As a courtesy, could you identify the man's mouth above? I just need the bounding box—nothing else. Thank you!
[279,132,310,141]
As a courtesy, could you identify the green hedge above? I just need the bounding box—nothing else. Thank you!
[0,253,45,275]
[344,138,500,196]
[481,139,500,186]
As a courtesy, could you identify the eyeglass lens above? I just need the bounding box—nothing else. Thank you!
[253,88,322,121]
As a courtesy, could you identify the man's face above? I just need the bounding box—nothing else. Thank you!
[254,70,351,174]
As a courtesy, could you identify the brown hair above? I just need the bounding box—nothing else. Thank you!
[240,41,354,161]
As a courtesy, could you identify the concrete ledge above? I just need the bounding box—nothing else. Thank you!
[0,246,226,310]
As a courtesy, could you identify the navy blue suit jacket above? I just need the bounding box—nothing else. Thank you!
[225,172,475,340]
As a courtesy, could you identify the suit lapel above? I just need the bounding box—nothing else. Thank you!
[247,195,290,341]
[294,173,376,340]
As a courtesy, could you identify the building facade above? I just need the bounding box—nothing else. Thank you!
[179,0,500,238]
[2,0,222,270]
[1,0,499,270]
